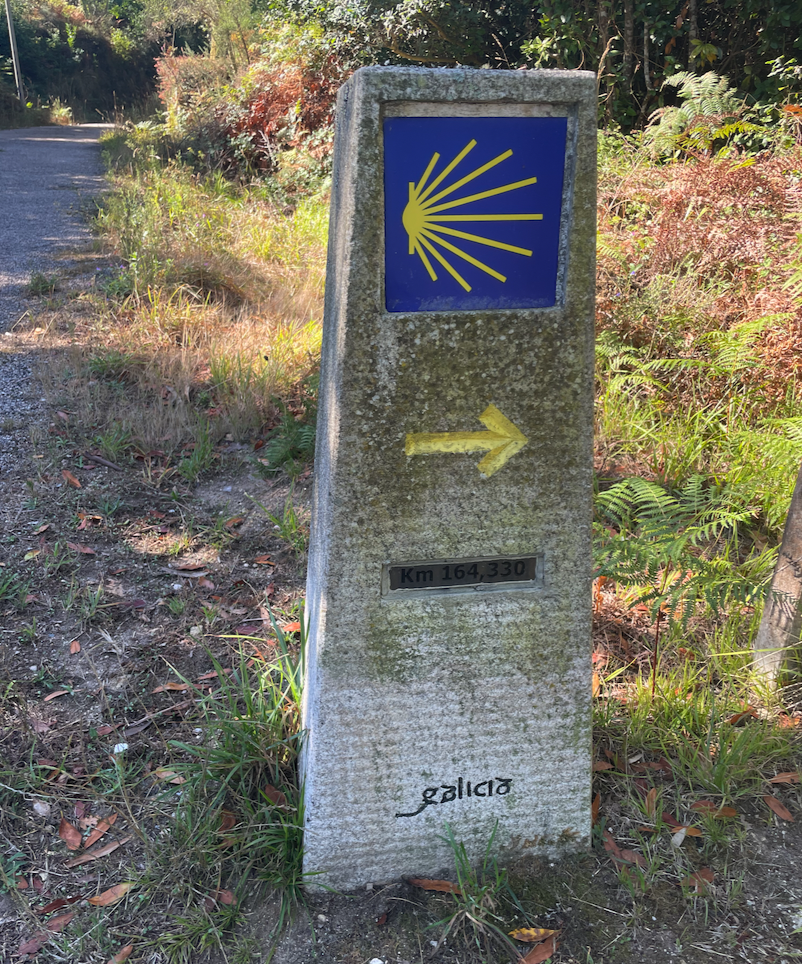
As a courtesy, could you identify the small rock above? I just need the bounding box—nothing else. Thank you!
[32,801,50,817]
[189,626,202,637]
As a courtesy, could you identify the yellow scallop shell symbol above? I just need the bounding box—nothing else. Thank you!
[402,139,544,292]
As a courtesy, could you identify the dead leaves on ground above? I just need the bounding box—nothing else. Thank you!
[690,800,737,818]
[108,946,134,964]
[679,867,715,894]
[509,927,558,943]
[769,771,800,784]
[87,882,134,906]
[65,836,132,868]
[764,794,794,821]
[58,817,82,851]
[84,814,118,849]
[602,830,647,870]
[204,888,236,910]
[514,931,561,963]
[408,878,462,895]
[62,469,81,488]
[18,913,76,957]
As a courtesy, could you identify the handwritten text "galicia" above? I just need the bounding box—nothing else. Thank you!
[396,777,512,818]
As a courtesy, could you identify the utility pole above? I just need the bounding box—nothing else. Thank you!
[3,0,24,104]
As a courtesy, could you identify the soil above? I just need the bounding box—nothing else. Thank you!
[0,125,801,964]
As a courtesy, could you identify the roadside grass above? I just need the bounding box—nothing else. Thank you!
[2,129,802,961]
[29,156,326,479]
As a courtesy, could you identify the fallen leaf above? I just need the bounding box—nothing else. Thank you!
[24,549,41,560]
[69,640,81,655]
[591,793,600,826]
[107,945,134,964]
[661,811,683,829]
[671,827,688,847]
[16,877,29,890]
[46,912,74,932]
[592,760,613,772]
[151,682,190,693]
[62,470,81,488]
[37,895,84,914]
[602,829,622,859]
[197,668,232,681]
[56,411,69,423]
[95,724,120,736]
[44,690,70,703]
[521,934,560,963]
[219,811,237,833]
[88,882,134,906]
[65,836,131,868]
[679,868,714,893]
[254,556,274,565]
[18,933,49,956]
[262,785,288,809]
[198,578,215,590]
[592,672,601,697]
[224,516,245,528]
[645,787,658,820]
[59,817,82,851]
[66,542,95,555]
[509,927,558,942]
[690,801,738,818]
[214,888,235,905]
[728,708,758,725]
[84,814,117,848]
[376,912,388,925]
[34,524,50,535]
[619,847,648,868]
[764,795,794,821]
[280,621,301,633]
[408,878,462,895]
[153,767,186,785]
[769,772,800,784]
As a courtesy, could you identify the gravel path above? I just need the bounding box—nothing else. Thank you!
[0,123,110,476]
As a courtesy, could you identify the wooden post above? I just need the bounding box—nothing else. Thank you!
[754,462,802,682]
[3,0,24,104]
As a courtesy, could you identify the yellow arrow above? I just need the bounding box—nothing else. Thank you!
[405,404,528,478]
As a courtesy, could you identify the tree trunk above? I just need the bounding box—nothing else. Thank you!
[598,0,609,60]
[643,21,652,90]
[754,461,802,683]
[688,0,698,68]
[623,0,634,83]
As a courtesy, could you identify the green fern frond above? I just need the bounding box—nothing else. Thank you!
[594,474,766,626]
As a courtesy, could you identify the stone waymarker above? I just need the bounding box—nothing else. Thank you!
[302,67,596,890]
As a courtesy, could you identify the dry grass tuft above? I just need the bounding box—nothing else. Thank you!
[31,170,327,462]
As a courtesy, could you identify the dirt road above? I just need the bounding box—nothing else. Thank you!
[0,124,109,474]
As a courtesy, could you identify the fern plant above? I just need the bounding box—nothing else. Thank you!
[644,72,768,159]
[595,475,769,626]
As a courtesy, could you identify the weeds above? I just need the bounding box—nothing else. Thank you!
[430,823,523,960]
[247,488,309,556]
[158,615,306,945]
[27,271,58,297]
